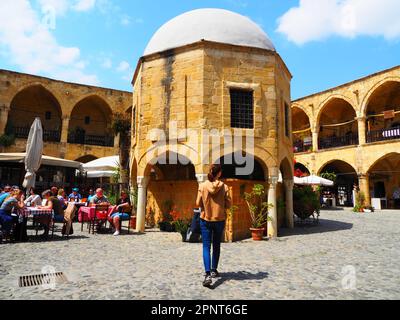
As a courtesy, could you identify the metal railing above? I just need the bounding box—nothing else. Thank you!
[319,133,359,150]
[367,126,400,143]
[293,141,313,153]
[68,133,114,147]
[12,126,61,142]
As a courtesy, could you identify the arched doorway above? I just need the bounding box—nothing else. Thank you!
[292,107,312,153]
[68,96,114,147]
[146,152,197,226]
[294,162,310,177]
[365,81,400,143]
[216,152,268,241]
[319,160,358,207]
[8,85,62,142]
[318,98,358,150]
[368,153,400,209]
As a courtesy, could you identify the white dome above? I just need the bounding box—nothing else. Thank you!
[144,8,275,56]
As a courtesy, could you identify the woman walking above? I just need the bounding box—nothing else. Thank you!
[196,164,232,287]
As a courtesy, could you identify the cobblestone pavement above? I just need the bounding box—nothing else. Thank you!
[1,210,399,300]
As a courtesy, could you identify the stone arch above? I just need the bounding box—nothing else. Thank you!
[316,95,357,127]
[318,159,358,207]
[294,162,310,176]
[291,102,313,123]
[292,105,312,153]
[214,151,269,182]
[367,152,400,204]
[68,95,114,147]
[8,84,63,142]
[361,77,400,117]
[316,96,359,149]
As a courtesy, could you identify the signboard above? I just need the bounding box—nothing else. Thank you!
[384,110,395,120]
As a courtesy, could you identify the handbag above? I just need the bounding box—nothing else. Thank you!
[190,208,201,234]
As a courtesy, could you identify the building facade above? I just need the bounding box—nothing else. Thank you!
[0,69,132,162]
[130,9,294,240]
[292,66,400,209]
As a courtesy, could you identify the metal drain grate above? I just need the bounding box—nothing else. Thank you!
[19,272,68,288]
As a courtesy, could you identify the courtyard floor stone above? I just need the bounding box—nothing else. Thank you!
[0,209,399,300]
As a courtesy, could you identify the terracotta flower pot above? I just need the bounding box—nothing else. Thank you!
[250,228,265,241]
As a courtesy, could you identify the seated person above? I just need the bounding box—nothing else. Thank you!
[51,186,59,197]
[57,189,68,210]
[24,188,42,207]
[39,190,64,223]
[109,190,131,237]
[90,188,110,206]
[87,189,95,204]
[0,189,25,236]
[0,185,12,206]
[68,188,82,202]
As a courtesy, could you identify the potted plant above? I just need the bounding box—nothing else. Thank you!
[158,200,176,232]
[173,219,191,242]
[293,186,321,220]
[244,184,272,241]
[353,192,367,213]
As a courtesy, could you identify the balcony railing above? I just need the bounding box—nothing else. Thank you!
[319,133,359,150]
[68,133,114,147]
[12,126,61,142]
[367,126,400,144]
[293,141,313,153]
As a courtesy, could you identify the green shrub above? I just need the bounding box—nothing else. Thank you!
[293,186,321,220]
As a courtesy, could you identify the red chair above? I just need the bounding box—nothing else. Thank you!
[89,205,109,234]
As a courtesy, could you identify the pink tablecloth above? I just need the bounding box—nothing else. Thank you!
[19,208,54,218]
[78,206,115,222]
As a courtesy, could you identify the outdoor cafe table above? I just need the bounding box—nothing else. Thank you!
[16,208,54,241]
[78,206,115,222]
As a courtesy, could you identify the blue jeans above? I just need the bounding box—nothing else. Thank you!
[200,219,225,274]
[0,209,15,233]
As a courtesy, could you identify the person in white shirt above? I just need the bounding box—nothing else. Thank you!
[24,188,42,207]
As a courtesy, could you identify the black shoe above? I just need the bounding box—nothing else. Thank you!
[203,274,212,287]
[211,270,220,278]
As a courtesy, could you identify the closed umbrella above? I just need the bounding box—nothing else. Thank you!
[22,118,43,192]
[295,175,334,187]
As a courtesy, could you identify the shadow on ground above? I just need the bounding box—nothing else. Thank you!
[210,271,269,290]
[279,219,353,237]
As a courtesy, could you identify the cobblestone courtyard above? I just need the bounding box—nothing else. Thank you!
[1,210,399,300]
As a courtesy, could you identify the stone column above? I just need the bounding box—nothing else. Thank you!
[358,174,371,206]
[284,180,295,229]
[136,176,150,233]
[0,104,10,135]
[357,116,367,145]
[312,128,319,152]
[60,115,70,143]
[196,174,208,184]
[267,176,279,238]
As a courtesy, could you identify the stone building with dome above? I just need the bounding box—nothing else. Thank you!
[130,8,294,240]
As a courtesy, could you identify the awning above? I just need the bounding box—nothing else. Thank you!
[0,153,82,169]
[295,175,334,187]
[82,156,119,172]
[86,171,115,178]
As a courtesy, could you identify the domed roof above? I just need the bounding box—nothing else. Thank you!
[144,8,275,56]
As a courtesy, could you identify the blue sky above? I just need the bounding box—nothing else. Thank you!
[0,0,399,99]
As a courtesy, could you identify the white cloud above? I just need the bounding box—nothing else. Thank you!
[73,0,96,12]
[101,57,112,69]
[116,61,133,81]
[117,61,130,72]
[277,0,400,45]
[0,0,99,85]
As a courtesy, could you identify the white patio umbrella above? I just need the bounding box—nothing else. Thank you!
[295,175,334,187]
[22,118,43,192]
[82,156,119,178]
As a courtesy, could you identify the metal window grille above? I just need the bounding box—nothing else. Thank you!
[230,89,254,129]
